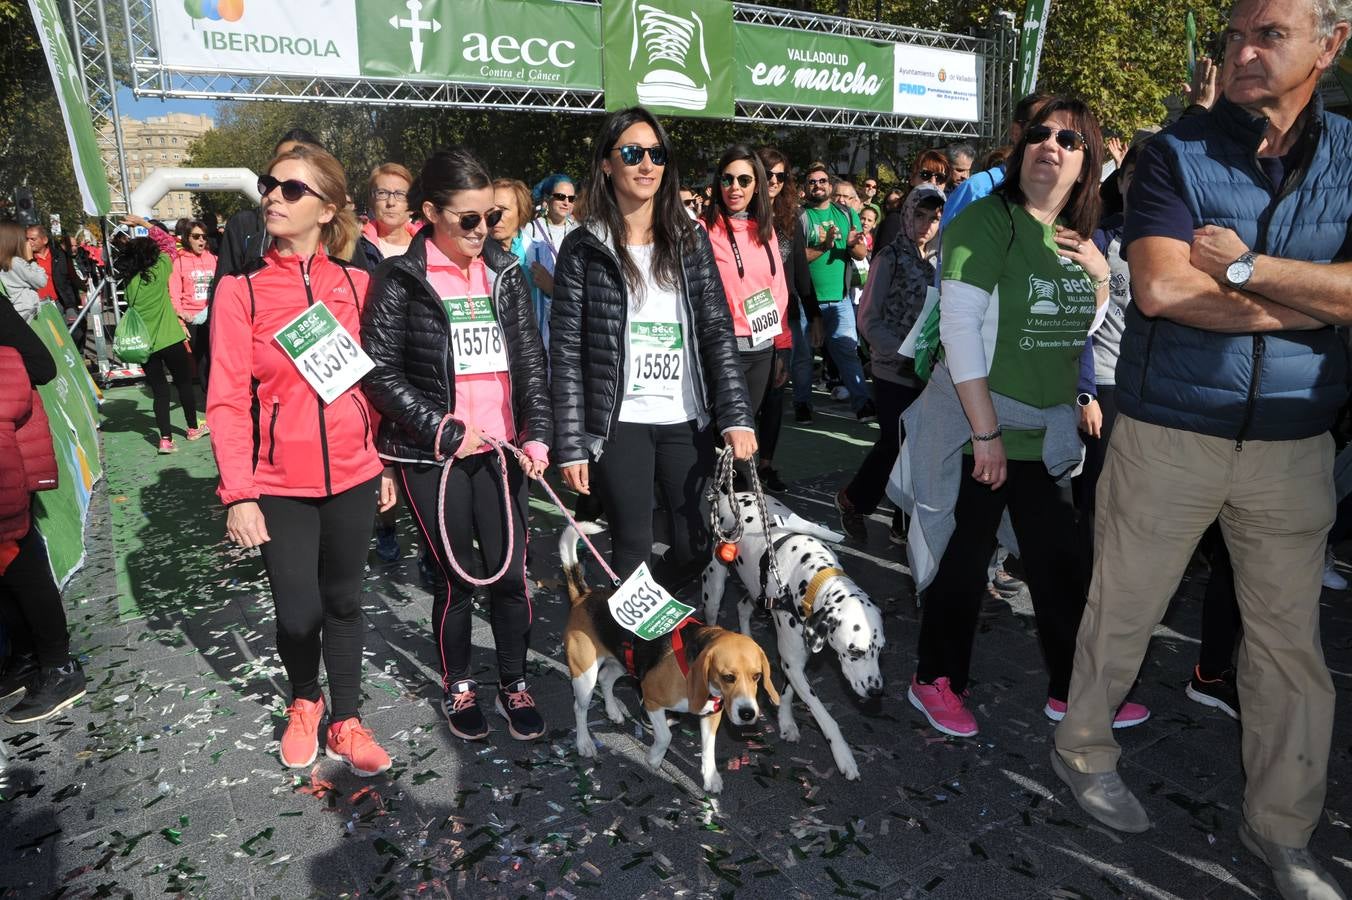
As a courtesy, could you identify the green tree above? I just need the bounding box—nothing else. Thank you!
[0,0,85,226]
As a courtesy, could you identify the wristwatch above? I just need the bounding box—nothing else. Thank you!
[1225,251,1258,288]
[1076,392,1095,408]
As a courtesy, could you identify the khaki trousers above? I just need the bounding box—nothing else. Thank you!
[1054,415,1336,847]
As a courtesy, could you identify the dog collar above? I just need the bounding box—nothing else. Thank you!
[801,567,845,617]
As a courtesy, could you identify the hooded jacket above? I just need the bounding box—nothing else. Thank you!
[207,248,382,505]
[360,231,551,463]
[549,221,753,465]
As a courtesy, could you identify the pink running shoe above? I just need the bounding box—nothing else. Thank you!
[157,437,177,454]
[279,696,325,768]
[908,676,978,737]
[186,424,210,441]
[1044,697,1152,729]
[325,717,392,777]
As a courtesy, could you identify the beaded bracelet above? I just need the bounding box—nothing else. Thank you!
[972,427,1003,442]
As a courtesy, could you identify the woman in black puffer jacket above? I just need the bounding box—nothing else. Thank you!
[551,106,754,581]
[361,147,552,744]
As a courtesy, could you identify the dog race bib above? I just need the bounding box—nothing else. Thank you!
[274,303,374,405]
[743,288,780,345]
[627,321,684,398]
[608,562,695,641]
[445,295,509,375]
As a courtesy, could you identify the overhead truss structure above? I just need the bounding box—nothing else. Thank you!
[119,0,1014,134]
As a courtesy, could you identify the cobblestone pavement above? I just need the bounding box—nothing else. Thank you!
[1,385,1349,899]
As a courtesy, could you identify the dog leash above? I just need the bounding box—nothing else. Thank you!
[707,446,793,611]
[431,416,622,588]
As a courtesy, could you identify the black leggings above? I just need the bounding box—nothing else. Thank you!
[592,419,717,581]
[917,456,1085,701]
[143,341,198,439]
[0,523,70,667]
[257,476,379,721]
[187,322,210,392]
[736,350,773,481]
[757,349,789,463]
[400,454,531,689]
[844,376,922,515]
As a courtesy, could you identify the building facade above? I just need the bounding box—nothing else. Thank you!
[101,112,215,223]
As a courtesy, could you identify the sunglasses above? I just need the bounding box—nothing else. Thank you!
[720,173,755,189]
[806,176,829,185]
[1027,125,1087,152]
[443,208,504,231]
[188,232,206,240]
[258,174,324,203]
[864,182,878,190]
[611,144,668,166]
[550,192,576,203]
[682,198,699,208]
[768,171,789,184]
[918,170,947,183]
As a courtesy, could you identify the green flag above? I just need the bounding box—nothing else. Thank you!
[1185,11,1198,79]
[26,0,112,216]
[1015,0,1052,98]
[602,0,735,119]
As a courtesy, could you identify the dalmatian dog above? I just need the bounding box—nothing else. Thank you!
[701,491,885,781]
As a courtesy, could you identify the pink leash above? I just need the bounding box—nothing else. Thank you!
[431,416,622,588]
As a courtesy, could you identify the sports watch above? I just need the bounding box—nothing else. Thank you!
[1076,392,1095,408]
[1225,251,1258,288]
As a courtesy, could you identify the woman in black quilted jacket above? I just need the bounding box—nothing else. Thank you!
[550,106,755,582]
[360,147,553,744]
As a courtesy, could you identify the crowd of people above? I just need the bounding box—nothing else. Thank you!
[1,0,1350,896]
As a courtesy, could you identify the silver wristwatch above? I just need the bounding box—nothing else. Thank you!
[1225,251,1257,288]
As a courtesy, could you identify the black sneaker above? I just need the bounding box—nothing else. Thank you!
[991,555,1026,594]
[834,488,869,541]
[495,679,546,740]
[4,660,85,724]
[855,400,878,422]
[794,403,813,423]
[443,679,489,740]
[1186,666,1239,720]
[758,466,787,493]
[0,653,39,705]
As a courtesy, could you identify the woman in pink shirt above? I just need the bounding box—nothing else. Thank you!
[169,219,217,390]
[701,145,789,478]
[360,148,553,744]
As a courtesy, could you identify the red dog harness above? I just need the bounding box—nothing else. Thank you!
[620,616,723,715]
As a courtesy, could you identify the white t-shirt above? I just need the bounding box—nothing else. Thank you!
[377,236,410,260]
[619,243,700,425]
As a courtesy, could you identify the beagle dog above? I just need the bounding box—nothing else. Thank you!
[702,492,884,781]
[561,522,779,794]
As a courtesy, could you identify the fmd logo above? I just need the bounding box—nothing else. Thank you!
[183,0,243,22]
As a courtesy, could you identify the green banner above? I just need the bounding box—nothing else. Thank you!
[736,24,892,113]
[29,304,104,587]
[603,0,735,118]
[357,0,603,90]
[1015,0,1052,98]
[27,0,112,216]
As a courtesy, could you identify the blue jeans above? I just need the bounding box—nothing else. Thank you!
[815,301,871,411]
[790,309,814,405]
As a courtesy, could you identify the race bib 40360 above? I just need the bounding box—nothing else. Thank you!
[628,321,684,398]
[607,562,696,641]
[743,288,781,345]
[274,303,374,405]
[445,295,509,375]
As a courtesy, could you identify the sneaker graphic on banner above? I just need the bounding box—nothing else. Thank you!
[630,0,711,111]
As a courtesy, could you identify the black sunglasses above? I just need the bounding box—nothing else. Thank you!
[444,208,504,231]
[188,232,207,239]
[720,173,755,189]
[768,171,789,184]
[258,174,324,203]
[550,192,576,203]
[611,144,668,166]
[918,170,947,183]
[682,198,699,208]
[1027,125,1087,152]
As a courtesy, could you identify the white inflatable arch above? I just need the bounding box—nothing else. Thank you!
[129,167,261,219]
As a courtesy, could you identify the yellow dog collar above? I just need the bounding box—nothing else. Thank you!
[801,567,845,617]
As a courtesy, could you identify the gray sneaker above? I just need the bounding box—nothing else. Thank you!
[1240,820,1347,900]
[1049,748,1150,833]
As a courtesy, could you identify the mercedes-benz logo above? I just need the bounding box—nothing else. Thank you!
[1018,336,1035,351]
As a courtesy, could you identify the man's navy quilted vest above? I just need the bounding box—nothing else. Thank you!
[1116,96,1352,443]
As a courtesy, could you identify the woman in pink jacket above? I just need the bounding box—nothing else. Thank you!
[170,220,217,389]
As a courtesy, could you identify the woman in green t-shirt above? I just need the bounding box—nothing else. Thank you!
[118,215,202,454]
[908,98,1150,739]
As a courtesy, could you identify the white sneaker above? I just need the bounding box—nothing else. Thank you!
[1323,550,1347,591]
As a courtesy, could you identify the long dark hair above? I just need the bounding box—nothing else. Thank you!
[411,146,492,215]
[116,236,162,286]
[702,144,774,248]
[756,147,798,241]
[995,97,1104,238]
[579,106,692,295]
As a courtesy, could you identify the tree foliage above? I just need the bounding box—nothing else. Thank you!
[0,0,84,226]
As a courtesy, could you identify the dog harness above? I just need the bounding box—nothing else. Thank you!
[619,616,722,715]
[801,567,846,617]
